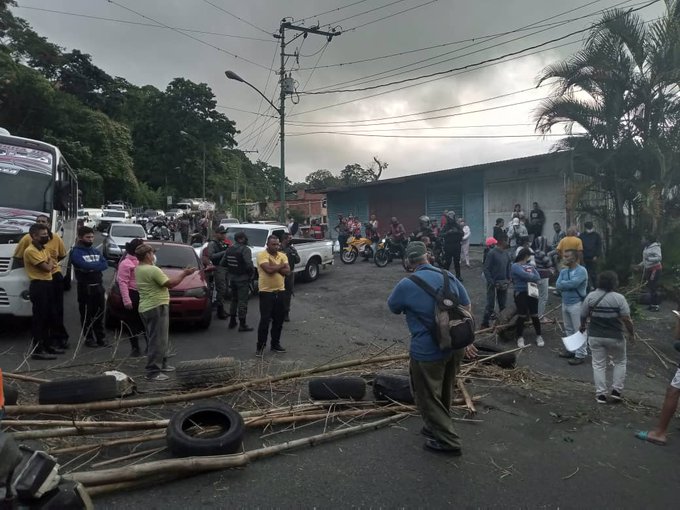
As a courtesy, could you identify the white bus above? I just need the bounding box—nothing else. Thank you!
[0,131,79,317]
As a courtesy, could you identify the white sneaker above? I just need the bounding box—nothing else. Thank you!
[517,337,526,348]
[536,336,545,347]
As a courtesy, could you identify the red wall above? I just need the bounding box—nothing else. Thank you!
[369,181,427,236]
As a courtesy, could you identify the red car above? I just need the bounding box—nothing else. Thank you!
[106,241,213,330]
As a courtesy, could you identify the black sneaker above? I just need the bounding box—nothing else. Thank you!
[423,439,462,455]
[31,352,57,360]
[44,346,65,355]
[568,357,585,366]
[271,345,286,353]
[238,324,254,332]
[610,390,622,402]
[130,348,142,358]
[84,340,98,348]
[255,347,264,358]
[228,320,237,330]
[596,394,607,404]
[559,350,576,359]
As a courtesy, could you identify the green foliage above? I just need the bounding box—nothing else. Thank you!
[305,169,341,189]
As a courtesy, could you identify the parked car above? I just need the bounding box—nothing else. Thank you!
[219,217,240,226]
[106,241,212,329]
[97,209,131,232]
[166,208,183,220]
[77,208,99,229]
[102,223,148,262]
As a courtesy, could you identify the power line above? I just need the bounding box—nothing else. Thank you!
[303,0,637,92]
[216,105,276,117]
[286,131,574,139]
[13,5,273,42]
[199,0,272,36]
[106,0,273,71]
[303,0,658,95]
[293,0,371,24]
[324,0,411,26]
[285,122,537,131]
[340,0,440,32]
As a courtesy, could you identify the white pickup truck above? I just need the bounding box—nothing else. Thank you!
[222,223,333,283]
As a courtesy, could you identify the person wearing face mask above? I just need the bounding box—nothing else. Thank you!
[70,226,109,348]
[21,223,62,360]
[13,214,69,349]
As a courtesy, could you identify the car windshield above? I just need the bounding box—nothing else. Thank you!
[110,225,146,238]
[0,143,53,213]
[224,227,268,247]
[150,243,198,268]
[104,211,126,218]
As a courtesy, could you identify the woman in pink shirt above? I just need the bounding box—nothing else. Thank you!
[117,238,147,356]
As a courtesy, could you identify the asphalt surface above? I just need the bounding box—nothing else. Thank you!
[1,244,679,509]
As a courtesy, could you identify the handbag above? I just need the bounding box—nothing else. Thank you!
[527,282,539,299]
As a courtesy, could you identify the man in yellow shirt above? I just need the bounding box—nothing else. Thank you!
[556,227,584,264]
[13,215,69,349]
[22,223,63,360]
[256,235,290,357]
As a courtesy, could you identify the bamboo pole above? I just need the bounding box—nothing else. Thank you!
[456,379,476,414]
[50,432,167,455]
[64,413,408,488]
[1,372,50,383]
[4,353,410,415]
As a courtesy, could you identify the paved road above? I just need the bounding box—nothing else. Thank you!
[1,247,679,508]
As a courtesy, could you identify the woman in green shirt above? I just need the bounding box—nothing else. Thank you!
[135,244,196,381]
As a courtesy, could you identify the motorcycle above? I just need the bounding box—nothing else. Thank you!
[374,236,407,268]
[341,235,375,264]
[149,222,172,241]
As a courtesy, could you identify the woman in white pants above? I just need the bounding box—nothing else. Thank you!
[459,218,471,267]
[579,271,635,404]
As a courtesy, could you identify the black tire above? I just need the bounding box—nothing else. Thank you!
[38,375,119,405]
[308,376,366,400]
[374,249,389,268]
[166,401,245,457]
[363,245,374,259]
[303,259,320,282]
[341,248,358,264]
[372,371,414,403]
[176,358,236,388]
[473,343,517,369]
[3,382,19,405]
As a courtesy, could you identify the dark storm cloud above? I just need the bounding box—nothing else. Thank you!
[13,0,665,181]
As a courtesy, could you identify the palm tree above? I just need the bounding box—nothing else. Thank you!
[534,0,680,271]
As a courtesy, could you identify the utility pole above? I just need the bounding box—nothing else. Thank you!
[274,21,339,223]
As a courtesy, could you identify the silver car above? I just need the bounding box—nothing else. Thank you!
[102,223,148,261]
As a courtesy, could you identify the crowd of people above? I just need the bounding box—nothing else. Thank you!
[386,201,676,455]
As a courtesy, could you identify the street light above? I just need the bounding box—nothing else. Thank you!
[180,130,206,201]
[225,70,286,223]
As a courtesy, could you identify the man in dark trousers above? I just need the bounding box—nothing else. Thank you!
[280,233,300,322]
[481,234,512,328]
[528,202,545,239]
[222,231,255,331]
[580,221,602,291]
[22,223,62,360]
[256,235,290,356]
[387,241,477,454]
[70,226,109,348]
[440,211,464,280]
[205,226,231,319]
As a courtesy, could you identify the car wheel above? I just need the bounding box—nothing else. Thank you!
[303,259,320,282]
[197,305,212,330]
[38,375,119,405]
[166,402,245,457]
[308,377,366,400]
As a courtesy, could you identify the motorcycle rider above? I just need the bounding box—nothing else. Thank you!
[222,231,255,331]
[412,215,434,242]
[389,217,407,242]
[440,210,464,280]
[205,226,231,320]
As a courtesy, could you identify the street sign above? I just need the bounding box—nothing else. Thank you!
[166,196,172,206]
[230,192,238,200]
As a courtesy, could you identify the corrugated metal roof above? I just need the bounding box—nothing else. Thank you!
[321,151,572,193]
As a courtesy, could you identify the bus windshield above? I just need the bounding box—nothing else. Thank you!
[0,143,53,215]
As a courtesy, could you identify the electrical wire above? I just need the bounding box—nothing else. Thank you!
[293,0,371,24]
[340,0,440,32]
[303,0,658,95]
[286,131,576,139]
[13,5,273,42]
[200,0,272,36]
[285,122,537,131]
[106,0,274,71]
[324,0,411,27]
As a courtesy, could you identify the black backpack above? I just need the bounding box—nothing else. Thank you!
[408,269,475,351]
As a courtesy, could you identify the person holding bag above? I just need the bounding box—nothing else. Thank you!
[579,271,635,404]
[511,248,543,348]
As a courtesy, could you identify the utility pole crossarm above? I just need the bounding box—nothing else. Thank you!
[281,22,341,39]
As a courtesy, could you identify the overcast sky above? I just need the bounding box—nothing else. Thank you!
[11,0,664,182]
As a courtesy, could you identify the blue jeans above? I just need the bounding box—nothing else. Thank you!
[483,282,507,325]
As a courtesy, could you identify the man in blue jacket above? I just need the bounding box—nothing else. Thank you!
[388,241,477,455]
[70,226,109,348]
[556,249,589,364]
[481,234,511,328]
